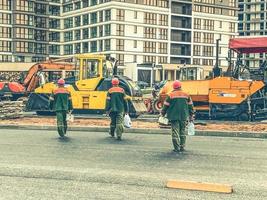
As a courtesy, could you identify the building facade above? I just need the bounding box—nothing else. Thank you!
[0,0,237,70]
[238,0,267,68]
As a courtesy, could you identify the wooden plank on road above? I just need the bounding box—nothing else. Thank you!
[167,180,233,194]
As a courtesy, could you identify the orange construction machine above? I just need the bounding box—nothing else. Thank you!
[0,61,74,101]
[158,37,267,121]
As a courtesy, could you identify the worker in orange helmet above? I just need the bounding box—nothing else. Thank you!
[161,80,194,153]
[49,78,73,138]
[106,78,129,140]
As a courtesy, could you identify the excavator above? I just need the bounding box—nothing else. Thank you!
[26,54,147,117]
[0,61,75,101]
[157,37,267,121]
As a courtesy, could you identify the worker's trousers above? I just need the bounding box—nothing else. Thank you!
[109,112,124,138]
[170,120,186,151]
[56,111,67,137]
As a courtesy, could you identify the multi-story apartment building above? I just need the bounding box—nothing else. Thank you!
[192,0,237,67]
[0,0,237,69]
[238,0,267,68]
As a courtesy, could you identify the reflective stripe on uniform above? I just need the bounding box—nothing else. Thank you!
[54,88,70,94]
[108,86,124,94]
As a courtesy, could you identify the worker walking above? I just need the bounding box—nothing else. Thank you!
[50,78,73,138]
[106,78,129,140]
[161,81,194,153]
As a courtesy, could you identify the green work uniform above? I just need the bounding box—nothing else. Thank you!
[50,87,73,137]
[162,89,194,151]
[106,86,129,139]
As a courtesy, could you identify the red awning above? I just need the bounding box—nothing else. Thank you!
[229,37,267,54]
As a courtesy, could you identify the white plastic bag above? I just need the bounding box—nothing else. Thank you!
[158,116,169,125]
[188,122,195,136]
[124,114,132,128]
[67,113,74,122]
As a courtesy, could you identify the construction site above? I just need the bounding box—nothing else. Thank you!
[0,37,266,128]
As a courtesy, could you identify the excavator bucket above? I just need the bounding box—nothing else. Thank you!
[131,98,147,114]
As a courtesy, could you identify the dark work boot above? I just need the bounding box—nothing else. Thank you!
[109,128,115,137]
[117,136,122,141]
[172,139,180,153]
[180,146,185,152]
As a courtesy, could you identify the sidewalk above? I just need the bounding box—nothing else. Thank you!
[1,124,267,139]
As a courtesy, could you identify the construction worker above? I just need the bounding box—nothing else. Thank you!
[161,80,194,153]
[106,78,129,140]
[50,78,73,138]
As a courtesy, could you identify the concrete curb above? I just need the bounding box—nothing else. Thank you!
[1,124,267,139]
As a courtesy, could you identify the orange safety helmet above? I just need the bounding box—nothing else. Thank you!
[111,78,119,85]
[57,78,65,85]
[173,80,182,89]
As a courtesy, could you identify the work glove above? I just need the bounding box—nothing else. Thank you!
[189,115,194,122]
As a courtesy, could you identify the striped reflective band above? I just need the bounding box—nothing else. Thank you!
[108,87,124,94]
[54,88,69,94]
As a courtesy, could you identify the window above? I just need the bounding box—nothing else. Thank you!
[117,54,124,65]
[0,13,11,24]
[49,32,60,42]
[15,42,34,53]
[83,0,89,8]
[116,24,125,36]
[116,39,124,51]
[105,39,110,51]
[193,32,201,43]
[134,11,137,19]
[159,56,167,64]
[194,18,201,29]
[91,12,97,24]
[193,45,201,56]
[75,30,81,40]
[0,27,11,38]
[203,20,214,31]
[0,41,11,52]
[83,42,89,53]
[105,24,111,36]
[144,27,156,39]
[82,59,99,80]
[75,16,81,27]
[64,31,73,42]
[91,41,97,52]
[203,33,214,43]
[83,14,89,25]
[144,13,157,25]
[134,26,137,34]
[159,29,168,40]
[64,44,73,55]
[117,9,125,21]
[203,46,213,57]
[134,40,137,48]
[91,27,97,38]
[158,43,167,54]
[64,18,73,28]
[83,28,89,39]
[105,9,111,21]
[143,56,156,63]
[48,45,60,55]
[229,22,235,32]
[144,41,156,53]
[159,14,168,26]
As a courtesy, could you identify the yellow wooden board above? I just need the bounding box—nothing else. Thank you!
[167,180,233,194]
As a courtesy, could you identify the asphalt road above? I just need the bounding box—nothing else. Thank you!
[0,129,266,200]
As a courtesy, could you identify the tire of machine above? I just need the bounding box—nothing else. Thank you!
[152,99,162,113]
[237,112,250,121]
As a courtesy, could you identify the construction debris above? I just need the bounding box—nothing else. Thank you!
[0,101,25,119]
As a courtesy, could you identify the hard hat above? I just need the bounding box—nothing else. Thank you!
[111,78,119,85]
[57,78,65,85]
[173,80,182,89]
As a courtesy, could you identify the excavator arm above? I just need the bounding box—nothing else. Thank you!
[23,61,75,92]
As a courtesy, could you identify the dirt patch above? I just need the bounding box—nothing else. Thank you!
[0,117,267,132]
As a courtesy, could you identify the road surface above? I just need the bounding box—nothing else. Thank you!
[0,129,266,200]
